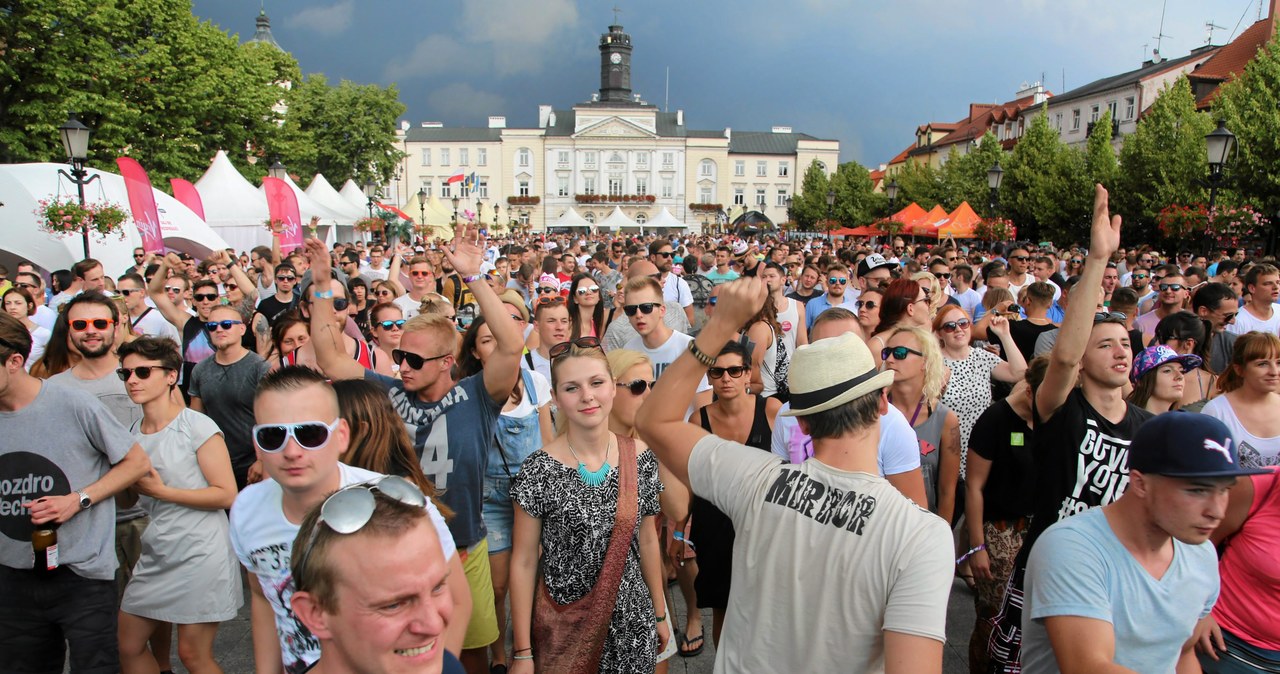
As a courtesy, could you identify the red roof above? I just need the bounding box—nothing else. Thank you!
[885,143,914,168]
[1189,4,1277,107]
[906,90,1051,158]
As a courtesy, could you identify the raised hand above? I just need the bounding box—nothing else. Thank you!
[1090,184,1122,261]
[443,222,485,278]
[711,276,769,329]
[988,313,1010,338]
[304,237,332,282]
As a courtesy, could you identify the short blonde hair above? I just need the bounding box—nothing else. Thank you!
[403,312,456,345]
[623,276,663,299]
[606,348,652,382]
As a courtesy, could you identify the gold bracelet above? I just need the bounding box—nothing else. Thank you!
[688,340,716,367]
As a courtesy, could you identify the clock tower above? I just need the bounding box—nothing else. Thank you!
[598,24,633,103]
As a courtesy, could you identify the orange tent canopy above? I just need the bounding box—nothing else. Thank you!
[938,202,981,238]
[908,205,949,237]
[890,203,928,231]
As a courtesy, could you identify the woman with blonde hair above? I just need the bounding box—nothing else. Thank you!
[509,338,669,673]
[1201,331,1280,469]
[912,270,946,316]
[607,349,654,439]
[883,324,961,522]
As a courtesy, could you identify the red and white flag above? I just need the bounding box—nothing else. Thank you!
[446,169,465,184]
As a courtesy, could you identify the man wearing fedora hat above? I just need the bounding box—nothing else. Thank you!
[1020,412,1262,673]
[637,277,953,673]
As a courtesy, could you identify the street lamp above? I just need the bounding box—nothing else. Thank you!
[987,163,1004,216]
[417,187,427,227]
[57,113,97,259]
[362,180,378,219]
[451,196,460,226]
[1205,119,1237,254]
[825,189,836,243]
[268,160,287,181]
[785,196,794,239]
[886,179,900,211]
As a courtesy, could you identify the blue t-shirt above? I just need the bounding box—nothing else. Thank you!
[704,269,740,285]
[1021,507,1219,674]
[367,370,501,548]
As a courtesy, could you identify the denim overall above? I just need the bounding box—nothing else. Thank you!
[482,368,544,552]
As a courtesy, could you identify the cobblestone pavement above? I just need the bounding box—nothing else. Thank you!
[147,576,978,673]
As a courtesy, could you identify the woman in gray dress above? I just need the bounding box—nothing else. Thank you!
[117,337,242,674]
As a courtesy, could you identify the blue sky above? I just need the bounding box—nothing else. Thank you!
[192,0,1262,166]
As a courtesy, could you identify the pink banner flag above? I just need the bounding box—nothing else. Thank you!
[115,157,165,254]
[169,178,205,221]
[263,177,304,254]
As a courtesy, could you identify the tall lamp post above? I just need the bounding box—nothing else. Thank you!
[268,160,288,181]
[417,187,428,238]
[1205,119,1237,255]
[362,180,378,219]
[987,163,1004,217]
[451,196,461,228]
[886,179,900,212]
[57,114,97,259]
[784,196,793,240]
[825,189,836,243]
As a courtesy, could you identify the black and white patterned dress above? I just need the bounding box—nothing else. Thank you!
[941,346,1002,477]
[510,446,663,673]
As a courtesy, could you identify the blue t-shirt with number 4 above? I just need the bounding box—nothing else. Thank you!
[366,370,501,548]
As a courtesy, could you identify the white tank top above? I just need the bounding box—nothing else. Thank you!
[776,296,800,356]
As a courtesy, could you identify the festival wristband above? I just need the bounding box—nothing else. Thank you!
[956,543,986,565]
[463,274,483,283]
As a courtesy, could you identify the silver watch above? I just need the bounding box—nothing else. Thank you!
[76,490,92,509]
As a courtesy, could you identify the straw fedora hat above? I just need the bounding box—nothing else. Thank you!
[782,332,894,417]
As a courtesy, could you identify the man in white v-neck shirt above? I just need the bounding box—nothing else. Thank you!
[1226,263,1280,336]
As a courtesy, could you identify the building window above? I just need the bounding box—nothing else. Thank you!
[755,187,766,206]
[1107,100,1118,120]
[734,160,745,177]
[756,161,767,177]
[558,150,570,167]
[557,177,569,197]
[517,148,531,168]
[1055,113,1063,130]
[699,186,713,204]
[608,175,623,197]
[609,152,624,164]
[778,161,789,177]
[440,181,451,198]
[460,184,470,199]
[440,149,450,166]
[1090,105,1100,123]
[420,182,432,198]
[733,187,745,205]
[636,152,648,167]
[776,188,788,207]
[518,179,530,197]
[478,180,488,199]
[584,212,596,224]
[421,148,431,166]
[1125,97,1135,120]
[1071,109,1081,131]
[635,213,647,225]
[636,176,648,195]
[459,149,469,166]
[699,159,715,178]
[661,152,674,168]
[584,151,597,167]
[477,149,487,166]
[584,176,596,194]
[661,177,673,198]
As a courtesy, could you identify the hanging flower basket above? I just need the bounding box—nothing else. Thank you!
[974,217,1016,242]
[36,198,128,239]
[1157,204,1209,240]
[354,216,385,233]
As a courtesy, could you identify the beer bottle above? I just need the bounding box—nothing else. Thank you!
[32,525,58,572]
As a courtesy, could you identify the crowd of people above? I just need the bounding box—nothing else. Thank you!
[1,182,1279,674]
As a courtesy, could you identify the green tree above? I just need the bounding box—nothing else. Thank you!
[829,161,884,226]
[1002,110,1088,243]
[278,75,406,186]
[939,132,1009,212]
[1114,77,1214,244]
[893,159,946,211]
[1085,109,1119,188]
[792,159,832,228]
[1213,30,1280,220]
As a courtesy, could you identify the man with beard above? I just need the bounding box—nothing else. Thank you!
[804,263,857,331]
[786,265,824,305]
[1134,270,1189,341]
[650,240,694,324]
[1005,247,1032,296]
[986,186,1154,673]
[1193,283,1239,374]
[188,304,271,490]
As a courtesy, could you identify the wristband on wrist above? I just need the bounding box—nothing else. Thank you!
[656,613,666,623]
[513,647,532,654]
[956,543,987,565]
[688,340,716,367]
[312,289,333,300]
[462,273,483,283]
[513,654,533,661]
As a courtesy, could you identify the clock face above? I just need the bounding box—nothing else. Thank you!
[610,52,622,64]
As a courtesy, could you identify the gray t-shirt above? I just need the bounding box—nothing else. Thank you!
[189,351,271,470]
[0,382,137,579]
[47,367,147,523]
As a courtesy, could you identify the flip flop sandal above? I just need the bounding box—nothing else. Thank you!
[678,633,705,658]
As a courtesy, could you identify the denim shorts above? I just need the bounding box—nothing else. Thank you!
[1199,625,1280,673]
[482,475,515,553]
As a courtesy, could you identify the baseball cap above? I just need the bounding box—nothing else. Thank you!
[857,253,896,278]
[1129,412,1269,478]
[1130,345,1203,384]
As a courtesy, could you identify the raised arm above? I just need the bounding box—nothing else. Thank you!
[444,223,522,403]
[219,250,258,303]
[303,238,366,381]
[146,254,192,331]
[987,315,1028,383]
[636,277,769,488]
[1037,185,1119,421]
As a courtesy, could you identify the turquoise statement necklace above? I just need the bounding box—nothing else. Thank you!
[567,436,613,486]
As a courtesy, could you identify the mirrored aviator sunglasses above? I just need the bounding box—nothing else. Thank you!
[293,476,426,588]
[252,418,341,453]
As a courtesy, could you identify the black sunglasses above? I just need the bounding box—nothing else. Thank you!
[331,298,350,311]
[653,251,673,258]
[708,365,748,379]
[115,366,173,382]
[537,286,560,294]
[276,275,297,282]
[882,346,923,361]
[193,293,219,302]
[117,288,142,296]
[1159,283,1184,292]
[940,319,971,333]
[855,299,878,310]
[1009,255,1029,262]
[376,319,406,330]
[391,349,451,370]
[617,379,654,396]
[548,337,602,359]
[623,302,660,317]
[204,319,243,332]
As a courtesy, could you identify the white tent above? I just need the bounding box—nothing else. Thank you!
[0,163,230,275]
[194,150,271,254]
[646,207,696,232]
[305,174,365,245]
[548,207,592,229]
[262,173,356,246]
[339,179,368,210]
[598,206,640,232]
